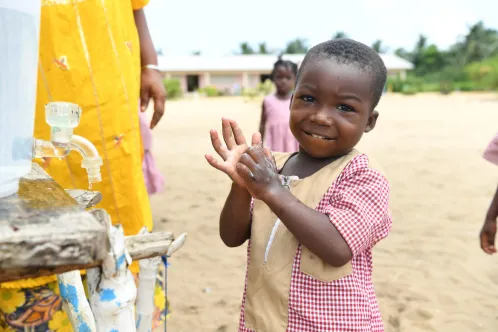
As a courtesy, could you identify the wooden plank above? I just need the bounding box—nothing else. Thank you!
[0,232,177,282]
[0,163,107,282]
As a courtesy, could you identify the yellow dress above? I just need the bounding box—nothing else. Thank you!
[0,1,166,329]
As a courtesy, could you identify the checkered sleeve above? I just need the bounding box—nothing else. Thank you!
[484,133,498,166]
[324,156,391,256]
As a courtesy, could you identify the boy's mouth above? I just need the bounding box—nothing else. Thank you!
[303,131,335,141]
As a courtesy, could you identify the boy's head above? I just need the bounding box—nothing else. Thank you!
[289,39,387,158]
[271,57,298,96]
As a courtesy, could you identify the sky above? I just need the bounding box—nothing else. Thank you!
[144,0,498,56]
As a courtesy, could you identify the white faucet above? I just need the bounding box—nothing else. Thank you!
[32,102,103,188]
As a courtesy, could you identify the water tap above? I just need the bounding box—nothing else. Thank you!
[33,102,103,187]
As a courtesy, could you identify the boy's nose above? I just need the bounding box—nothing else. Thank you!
[311,107,334,126]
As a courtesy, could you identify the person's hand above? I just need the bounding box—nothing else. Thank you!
[236,144,282,200]
[140,68,166,129]
[205,118,262,188]
[480,218,497,254]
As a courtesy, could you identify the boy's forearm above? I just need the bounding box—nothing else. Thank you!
[262,187,352,267]
[133,9,157,66]
[219,183,252,247]
[486,183,498,221]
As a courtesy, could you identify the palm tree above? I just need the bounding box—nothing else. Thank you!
[258,42,269,54]
[239,42,254,55]
[371,40,388,53]
[332,31,348,39]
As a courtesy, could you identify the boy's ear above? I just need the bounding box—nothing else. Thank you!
[364,110,379,133]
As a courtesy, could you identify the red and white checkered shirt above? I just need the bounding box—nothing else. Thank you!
[238,154,392,331]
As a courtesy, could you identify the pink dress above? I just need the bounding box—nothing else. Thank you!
[263,94,299,152]
[139,111,165,195]
[484,133,498,166]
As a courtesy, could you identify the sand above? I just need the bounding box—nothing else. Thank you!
[148,93,498,332]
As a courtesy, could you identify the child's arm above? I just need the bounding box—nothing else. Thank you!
[480,183,498,254]
[259,101,266,142]
[219,183,252,247]
[237,146,390,267]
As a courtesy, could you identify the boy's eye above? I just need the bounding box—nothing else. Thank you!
[300,95,315,103]
[337,104,355,112]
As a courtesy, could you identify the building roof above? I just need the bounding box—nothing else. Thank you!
[157,53,413,73]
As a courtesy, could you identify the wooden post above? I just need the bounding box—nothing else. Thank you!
[88,224,137,332]
[57,271,97,331]
[136,256,160,332]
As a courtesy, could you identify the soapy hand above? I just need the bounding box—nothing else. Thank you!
[205,118,262,188]
[236,144,282,200]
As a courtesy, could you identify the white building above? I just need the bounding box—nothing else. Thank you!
[157,53,413,93]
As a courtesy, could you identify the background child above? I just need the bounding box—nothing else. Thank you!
[139,110,165,195]
[259,57,299,152]
[205,39,391,331]
[480,133,498,254]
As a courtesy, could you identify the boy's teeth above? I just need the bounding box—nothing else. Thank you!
[311,133,326,139]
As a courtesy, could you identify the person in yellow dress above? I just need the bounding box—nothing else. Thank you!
[0,0,168,330]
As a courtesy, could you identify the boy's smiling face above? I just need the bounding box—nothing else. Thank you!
[290,58,379,159]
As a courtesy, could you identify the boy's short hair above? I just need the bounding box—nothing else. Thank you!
[297,39,387,109]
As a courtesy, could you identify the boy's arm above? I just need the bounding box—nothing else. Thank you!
[480,183,498,254]
[219,183,252,247]
[263,166,390,267]
[264,189,352,267]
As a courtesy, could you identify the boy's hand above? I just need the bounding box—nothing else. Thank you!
[236,144,282,200]
[480,219,497,254]
[205,118,262,188]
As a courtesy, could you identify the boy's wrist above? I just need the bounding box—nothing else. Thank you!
[485,214,497,222]
[260,184,288,207]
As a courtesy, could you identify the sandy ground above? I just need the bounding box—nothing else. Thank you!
[148,93,498,332]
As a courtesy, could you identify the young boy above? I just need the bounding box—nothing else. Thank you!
[206,39,391,331]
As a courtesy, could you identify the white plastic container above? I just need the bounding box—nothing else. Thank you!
[0,1,41,198]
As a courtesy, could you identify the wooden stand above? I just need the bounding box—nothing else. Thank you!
[0,163,186,331]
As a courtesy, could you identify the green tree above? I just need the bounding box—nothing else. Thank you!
[371,40,388,53]
[418,44,445,75]
[284,38,309,54]
[191,50,201,56]
[239,42,254,55]
[449,21,498,66]
[411,34,428,70]
[258,42,270,54]
[466,56,498,89]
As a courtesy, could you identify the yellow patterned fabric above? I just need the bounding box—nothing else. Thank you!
[0,0,152,289]
[0,267,169,331]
